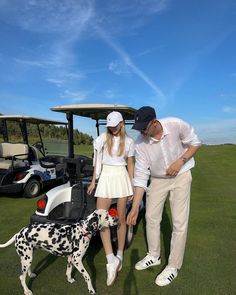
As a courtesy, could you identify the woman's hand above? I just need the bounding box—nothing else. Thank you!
[87,181,96,195]
[128,195,134,201]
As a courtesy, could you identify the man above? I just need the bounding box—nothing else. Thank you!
[127,106,201,286]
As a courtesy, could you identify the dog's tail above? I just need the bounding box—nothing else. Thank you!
[0,234,17,248]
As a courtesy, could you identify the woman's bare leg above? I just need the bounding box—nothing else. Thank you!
[116,197,128,253]
[96,197,113,255]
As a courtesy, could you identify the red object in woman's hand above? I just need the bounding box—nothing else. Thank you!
[108,208,118,217]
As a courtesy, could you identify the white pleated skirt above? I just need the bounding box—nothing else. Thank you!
[95,165,133,198]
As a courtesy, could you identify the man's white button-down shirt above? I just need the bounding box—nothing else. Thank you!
[133,117,201,190]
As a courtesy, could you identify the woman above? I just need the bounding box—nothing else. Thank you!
[87,111,134,286]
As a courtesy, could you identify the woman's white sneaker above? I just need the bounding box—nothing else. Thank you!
[155,266,178,286]
[116,255,123,271]
[106,256,121,286]
[135,254,161,270]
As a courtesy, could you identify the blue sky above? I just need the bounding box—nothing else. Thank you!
[0,0,236,144]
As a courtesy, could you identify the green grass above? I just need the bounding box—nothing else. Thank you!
[74,144,93,157]
[44,142,93,158]
[0,145,236,295]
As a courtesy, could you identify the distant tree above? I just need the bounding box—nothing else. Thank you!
[0,120,93,144]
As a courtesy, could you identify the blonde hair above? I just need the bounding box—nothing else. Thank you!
[106,123,126,156]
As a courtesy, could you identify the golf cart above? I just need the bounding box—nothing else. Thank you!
[31,104,137,247]
[0,115,68,198]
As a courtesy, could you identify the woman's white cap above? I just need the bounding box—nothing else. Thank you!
[106,111,123,127]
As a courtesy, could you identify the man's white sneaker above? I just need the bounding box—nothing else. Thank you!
[135,254,161,270]
[155,266,178,286]
[106,256,121,286]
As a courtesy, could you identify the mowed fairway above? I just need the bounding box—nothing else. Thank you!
[0,145,235,295]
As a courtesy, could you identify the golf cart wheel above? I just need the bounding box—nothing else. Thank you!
[23,179,41,198]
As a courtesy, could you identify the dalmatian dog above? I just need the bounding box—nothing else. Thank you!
[0,209,118,295]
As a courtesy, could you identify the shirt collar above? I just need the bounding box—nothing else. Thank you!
[149,122,169,144]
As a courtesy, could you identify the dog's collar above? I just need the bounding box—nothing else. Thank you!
[79,224,93,239]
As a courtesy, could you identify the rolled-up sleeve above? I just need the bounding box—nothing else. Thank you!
[93,133,105,178]
[179,120,201,146]
[92,139,97,166]
[128,138,135,157]
[133,146,150,191]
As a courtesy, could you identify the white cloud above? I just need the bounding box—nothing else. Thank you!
[0,0,169,35]
[0,0,170,105]
[108,60,131,75]
[104,89,117,99]
[61,89,90,102]
[47,78,64,88]
[97,27,166,105]
[0,0,94,33]
[136,46,163,57]
[223,106,236,114]
[15,41,85,90]
[195,118,236,144]
[14,58,46,68]
[220,93,236,100]
[93,0,170,35]
[168,28,234,100]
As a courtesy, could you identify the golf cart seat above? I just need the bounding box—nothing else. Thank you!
[39,155,65,169]
[28,146,39,163]
[0,142,29,170]
[64,156,93,186]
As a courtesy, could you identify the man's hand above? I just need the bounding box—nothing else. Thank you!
[126,186,145,225]
[166,159,183,176]
[126,207,139,225]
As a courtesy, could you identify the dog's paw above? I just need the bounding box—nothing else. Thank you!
[29,272,37,278]
[89,288,96,294]
[67,278,76,284]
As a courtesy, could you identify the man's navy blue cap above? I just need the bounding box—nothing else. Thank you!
[132,106,156,131]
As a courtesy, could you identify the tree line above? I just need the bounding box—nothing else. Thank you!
[0,120,93,145]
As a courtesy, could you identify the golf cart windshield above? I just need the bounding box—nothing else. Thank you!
[0,115,67,156]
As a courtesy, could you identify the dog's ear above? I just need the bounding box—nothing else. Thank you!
[86,215,100,234]
[95,209,107,215]
[97,213,105,229]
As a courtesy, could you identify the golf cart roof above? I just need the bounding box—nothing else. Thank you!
[51,104,136,120]
[0,115,67,125]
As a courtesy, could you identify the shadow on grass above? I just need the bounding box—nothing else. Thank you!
[0,192,22,198]
[84,235,103,290]
[161,204,172,264]
[122,248,139,295]
[28,253,58,289]
[28,235,103,290]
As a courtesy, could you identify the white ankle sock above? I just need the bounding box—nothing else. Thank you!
[117,250,123,261]
[106,253,115,264]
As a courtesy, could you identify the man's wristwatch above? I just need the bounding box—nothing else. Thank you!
[180,157,188,164]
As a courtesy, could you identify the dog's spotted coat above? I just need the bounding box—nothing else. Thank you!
[0,209,117,295]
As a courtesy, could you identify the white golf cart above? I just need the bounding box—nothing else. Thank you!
[31,104,137,248]
[0,115,68,198]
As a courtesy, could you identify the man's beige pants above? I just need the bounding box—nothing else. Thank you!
[146,170,192,269]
